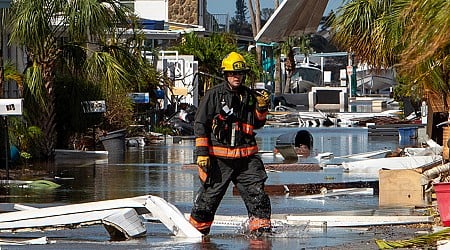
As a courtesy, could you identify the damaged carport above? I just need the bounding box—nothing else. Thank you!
[254,0,329,43]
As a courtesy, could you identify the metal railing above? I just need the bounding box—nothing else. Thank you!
[204,13,229,33]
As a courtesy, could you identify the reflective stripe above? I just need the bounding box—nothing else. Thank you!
[196,137,209,147]
[197,166,207,183]
[228,122,253,135]
[209,145,259,158]
[248,217,271,231]
[255,110,267,121]
[240,123,253,135]
[189,216,212,231]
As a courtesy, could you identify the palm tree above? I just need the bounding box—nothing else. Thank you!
[331,0,450,143]
[280,37,296,94]
[331,0,406,69]
[331,0,450,102]
[8,0,146,159]
[248,0,262,64]
[399,0,450,110]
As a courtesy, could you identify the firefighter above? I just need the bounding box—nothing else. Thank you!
[189,52,272,236]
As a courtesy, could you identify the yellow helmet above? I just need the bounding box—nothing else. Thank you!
[221,52,248,72]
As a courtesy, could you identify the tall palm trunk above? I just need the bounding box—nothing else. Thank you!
[40,65,57,158]
[248,0,256,36]
[273,0,281,95]
[248,0,262,65]
[283,47,295,94]
[274,55,281,95]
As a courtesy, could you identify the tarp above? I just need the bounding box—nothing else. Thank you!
[140,19,164,30]
[255,0,329,43]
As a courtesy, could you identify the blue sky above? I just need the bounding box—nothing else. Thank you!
[207,0,342,16]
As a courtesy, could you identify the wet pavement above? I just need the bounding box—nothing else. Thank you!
[0,127,405,249]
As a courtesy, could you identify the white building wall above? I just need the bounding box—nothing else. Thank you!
[134,0,168,21]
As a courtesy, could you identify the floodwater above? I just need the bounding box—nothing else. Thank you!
[0,127,403,249]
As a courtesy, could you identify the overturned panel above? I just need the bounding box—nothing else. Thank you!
[102,208,146,239]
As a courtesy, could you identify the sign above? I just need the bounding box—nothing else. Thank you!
[82,100,106,113]
[171,87,188,96]
[155,89,164,99]
[128,93,150,104]
[0,99,23,115]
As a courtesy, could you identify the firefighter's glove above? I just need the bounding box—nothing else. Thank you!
[255,90,270,111]
[197,155,210,182]
[197,155,210,170]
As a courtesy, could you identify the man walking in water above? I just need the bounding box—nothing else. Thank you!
[189,52,272,236]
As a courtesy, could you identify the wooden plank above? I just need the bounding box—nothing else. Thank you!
[368,124,423,128]
[292,188,374,199]
[182,163,322,172]
[232,181,379,196]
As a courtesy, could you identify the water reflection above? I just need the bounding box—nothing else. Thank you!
[1,127,398,206]
[0,127,401,249]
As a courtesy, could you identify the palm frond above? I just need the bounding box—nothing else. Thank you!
[376,227,450,249]
[23,63,46,106]
[84,51,129,94]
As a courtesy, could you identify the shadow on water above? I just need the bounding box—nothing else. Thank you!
[0,127,401,249]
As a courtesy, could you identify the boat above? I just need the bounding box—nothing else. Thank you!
[55,149,108,164]
[273,62,323,109]
[288,62,323,94]
[356,67,396,95]
[126,136,146,147]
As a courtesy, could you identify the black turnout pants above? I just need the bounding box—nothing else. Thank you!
[190,155,271,223]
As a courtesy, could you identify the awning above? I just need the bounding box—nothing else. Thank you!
[255,0,329,43]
